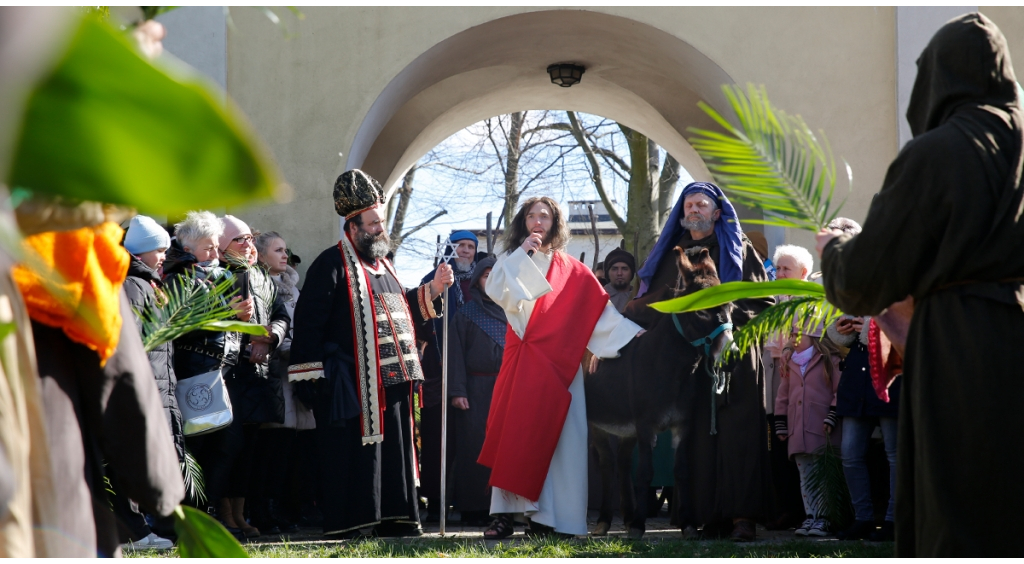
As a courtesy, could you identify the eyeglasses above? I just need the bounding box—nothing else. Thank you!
[231,234,254,244]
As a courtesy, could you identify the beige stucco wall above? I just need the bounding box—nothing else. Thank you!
[982,7,1024,72]
[224,6,901,272]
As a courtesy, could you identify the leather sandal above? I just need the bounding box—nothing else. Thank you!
[483,515,514,540]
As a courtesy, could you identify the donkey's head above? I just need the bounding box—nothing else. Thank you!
[672,246,733,360]
[674,246,720,296]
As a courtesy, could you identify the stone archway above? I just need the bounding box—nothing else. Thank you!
[344,10,736,202]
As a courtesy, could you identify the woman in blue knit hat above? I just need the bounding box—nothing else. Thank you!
[119,214,180,549]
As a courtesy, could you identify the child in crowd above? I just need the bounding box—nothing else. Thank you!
[762,244,814,530]
[771,244,843,537]
[774,313,843,536]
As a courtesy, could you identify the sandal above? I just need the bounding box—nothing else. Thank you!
[483,515,514,540]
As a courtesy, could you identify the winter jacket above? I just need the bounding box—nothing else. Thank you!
[124,255,185,461]
[830,320,901,418]
[774,341,843,458]
[263,266,315,430]
[162,243,241,379]
[222,260,289,425]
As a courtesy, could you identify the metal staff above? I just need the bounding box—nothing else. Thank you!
[436,236,455,537]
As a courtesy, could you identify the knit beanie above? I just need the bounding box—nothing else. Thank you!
[124,215,170,255]
[220,215,251,247]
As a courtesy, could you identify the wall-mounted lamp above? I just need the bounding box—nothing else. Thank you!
[547,63,585,88]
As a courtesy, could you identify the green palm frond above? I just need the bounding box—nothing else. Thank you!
[719,296,842,364]
[181,447,207,505]
[137,271,267,353]
[173,505,248,558]
[806,437,854,529]
[649,279,825,314]
[688,84,851,231]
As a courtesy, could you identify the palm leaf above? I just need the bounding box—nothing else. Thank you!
[8,16,283,216]
[688,84,851,231]
[649,279,825,314]
[719,296,842,364]
[173,505,248,558]
[180,447,207,505]
[805,436,854,530]
[137,270,267,353]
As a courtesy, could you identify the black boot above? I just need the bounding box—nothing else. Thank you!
[269,499,299,533]
[869,521,894,542]
[836,520,875,540]
[248,499,280,535]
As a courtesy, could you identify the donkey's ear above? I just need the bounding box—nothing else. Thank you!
[697,248,711,263]
[674,246,689,265]
[675,246,694,273]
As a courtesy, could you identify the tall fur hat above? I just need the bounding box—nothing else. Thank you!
[333,169,385,219]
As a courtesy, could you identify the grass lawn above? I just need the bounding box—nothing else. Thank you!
[128,537,895,558]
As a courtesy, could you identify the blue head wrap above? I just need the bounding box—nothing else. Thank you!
[449,230,479,247]
[636,181,744,296]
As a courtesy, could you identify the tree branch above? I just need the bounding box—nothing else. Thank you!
[393,209,448,250]
[566,111,626,231]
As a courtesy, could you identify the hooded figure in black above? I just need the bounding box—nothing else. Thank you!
[820,13,1024,557]
[446,255,504,521]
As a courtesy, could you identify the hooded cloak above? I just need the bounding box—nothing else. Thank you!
[821,13,1024,557]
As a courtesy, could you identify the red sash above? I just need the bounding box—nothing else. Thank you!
[477,251,609,501]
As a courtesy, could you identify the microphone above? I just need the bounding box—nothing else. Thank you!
[527,250,534,257]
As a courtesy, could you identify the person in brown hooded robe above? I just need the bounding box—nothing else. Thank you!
[817,12,1024,557]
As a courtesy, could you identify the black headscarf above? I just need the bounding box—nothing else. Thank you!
[468,256,503,321]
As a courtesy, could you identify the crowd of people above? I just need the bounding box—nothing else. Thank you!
[8,12,1021,558]
[108,172,902,550]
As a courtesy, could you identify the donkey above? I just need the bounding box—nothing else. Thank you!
[585,246,733,539]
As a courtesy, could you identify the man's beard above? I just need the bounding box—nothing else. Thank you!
[611,279,631,291]
[354,227,390,259]
[453,257,474,272]
[681,214,714,234]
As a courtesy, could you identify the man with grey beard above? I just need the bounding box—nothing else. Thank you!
[289,170,454,538]
[634,182,774,542]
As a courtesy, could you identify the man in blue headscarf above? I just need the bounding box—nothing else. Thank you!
[634,181,774,542]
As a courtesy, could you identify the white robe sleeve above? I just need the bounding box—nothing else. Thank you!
[587,301,643,359]
[485,247,552,314]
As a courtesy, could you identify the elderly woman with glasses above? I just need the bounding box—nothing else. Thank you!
[199,215,290,538]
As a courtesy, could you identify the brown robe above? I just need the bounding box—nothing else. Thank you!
[821,13,1024,557]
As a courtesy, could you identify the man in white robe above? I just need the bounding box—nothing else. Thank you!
[479,197,642,537]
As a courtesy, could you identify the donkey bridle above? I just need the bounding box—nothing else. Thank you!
[671,313,733,435]
[671,314,732,357]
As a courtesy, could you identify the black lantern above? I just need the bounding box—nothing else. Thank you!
[547,63,585,88]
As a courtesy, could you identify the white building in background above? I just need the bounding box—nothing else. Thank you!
[564,200,628,271]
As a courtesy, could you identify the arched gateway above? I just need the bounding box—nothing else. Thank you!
[159,6,1022,268]
[346,10,728,198]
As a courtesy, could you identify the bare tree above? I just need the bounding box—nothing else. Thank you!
[386,165,448,256]
[567,112,684,262]
[388,111,685,268]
